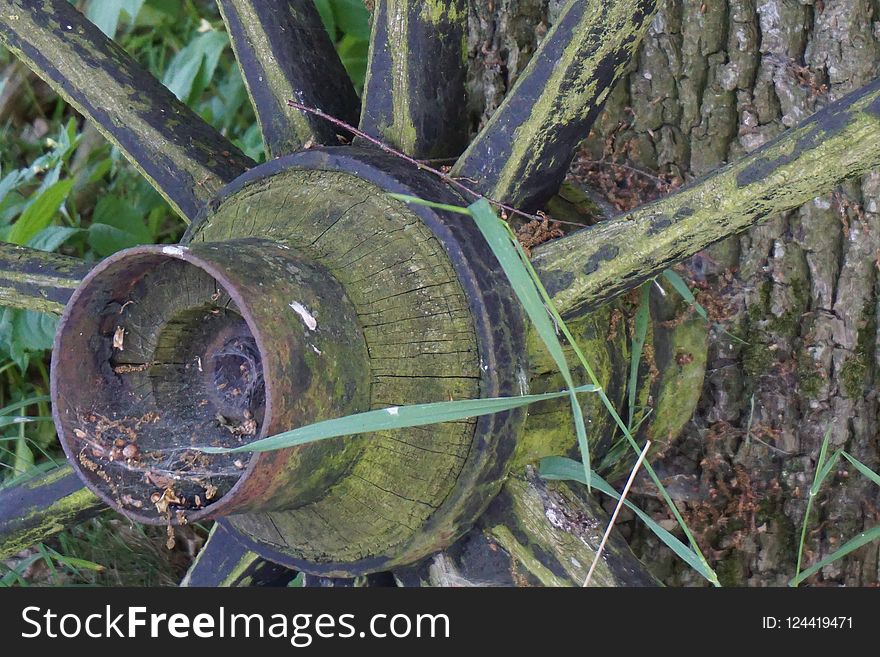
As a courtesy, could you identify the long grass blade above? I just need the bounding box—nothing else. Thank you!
[200,385,597,454]
[388,192,715,582]
[790,524,880,586]
[794,427,835,584]
[468,198,592,489]
[0,396,51,417]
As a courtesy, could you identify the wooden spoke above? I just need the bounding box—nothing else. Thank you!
[533,76,880,319]
[0,243,90,314]
[181,522,297,587]
[216,0,360,157]
[0,465,105,559]
[394,473,658,587]
[0,0,254,222]
[359,0,468,159]
[452,0,659,210]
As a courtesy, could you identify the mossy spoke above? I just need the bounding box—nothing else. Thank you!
[217,0,360,157]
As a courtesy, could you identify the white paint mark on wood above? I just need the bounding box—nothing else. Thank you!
[289,301,317,331]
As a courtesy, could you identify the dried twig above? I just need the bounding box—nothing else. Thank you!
[584,440,651,586]
[286,100,590,228]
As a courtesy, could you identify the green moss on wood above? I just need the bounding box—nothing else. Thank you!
[515,303,627,470]
[478,473,658,586]
[0,466,104,559]
[648,316,708,449]
[190,161,495,574]
[453,0,660,208]
[533,76,880,318]
[360,0,469,159]
[0,243,91,313]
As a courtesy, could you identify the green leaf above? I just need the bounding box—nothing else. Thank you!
[87,223,148,256]
[91,195,154,244]
[313,0,336,36]
[0,169,25,207]
[331,0,372,40]
[27,226,82,252]
[162,31,229,103]
[790,524,880,586]
[539,456,718,585]
[628,281,651,428]
[199,384,597,454]
[337,34,370,91]
[86,0,146,38]
[13,311,58,352]
[7,179,74,246]
[467,198,592,489]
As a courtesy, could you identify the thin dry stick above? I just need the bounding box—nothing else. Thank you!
[583,440,651,587]
[286,100,590,228]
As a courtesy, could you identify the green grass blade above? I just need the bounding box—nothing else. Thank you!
[467,198,592,489]
[199,385,597,454]
[790,523,880,586]
[45,546,105,573]
[388,193,714,583]
[628,282,651,428]
[514,232,715,582]
[387,193,472,215]
[0,396,51,416]
[0,554,39,587]
[539,456,717,584]
[662,269,708,321]
[661,269,747,345]
[840,451,880,489]
[794,427,835,583]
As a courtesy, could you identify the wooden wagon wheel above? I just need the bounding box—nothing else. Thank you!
[2,0,880,586]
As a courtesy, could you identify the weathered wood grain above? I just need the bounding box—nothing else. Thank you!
[186,147,526,576]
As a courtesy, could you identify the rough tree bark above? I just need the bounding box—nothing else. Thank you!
[468,0,880,586]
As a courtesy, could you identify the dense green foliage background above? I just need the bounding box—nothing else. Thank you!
[0,0,369,584]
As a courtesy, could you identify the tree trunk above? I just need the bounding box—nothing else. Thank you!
[470,0,880,586]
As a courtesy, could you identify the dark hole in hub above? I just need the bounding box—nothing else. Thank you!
[210,336,265,417]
